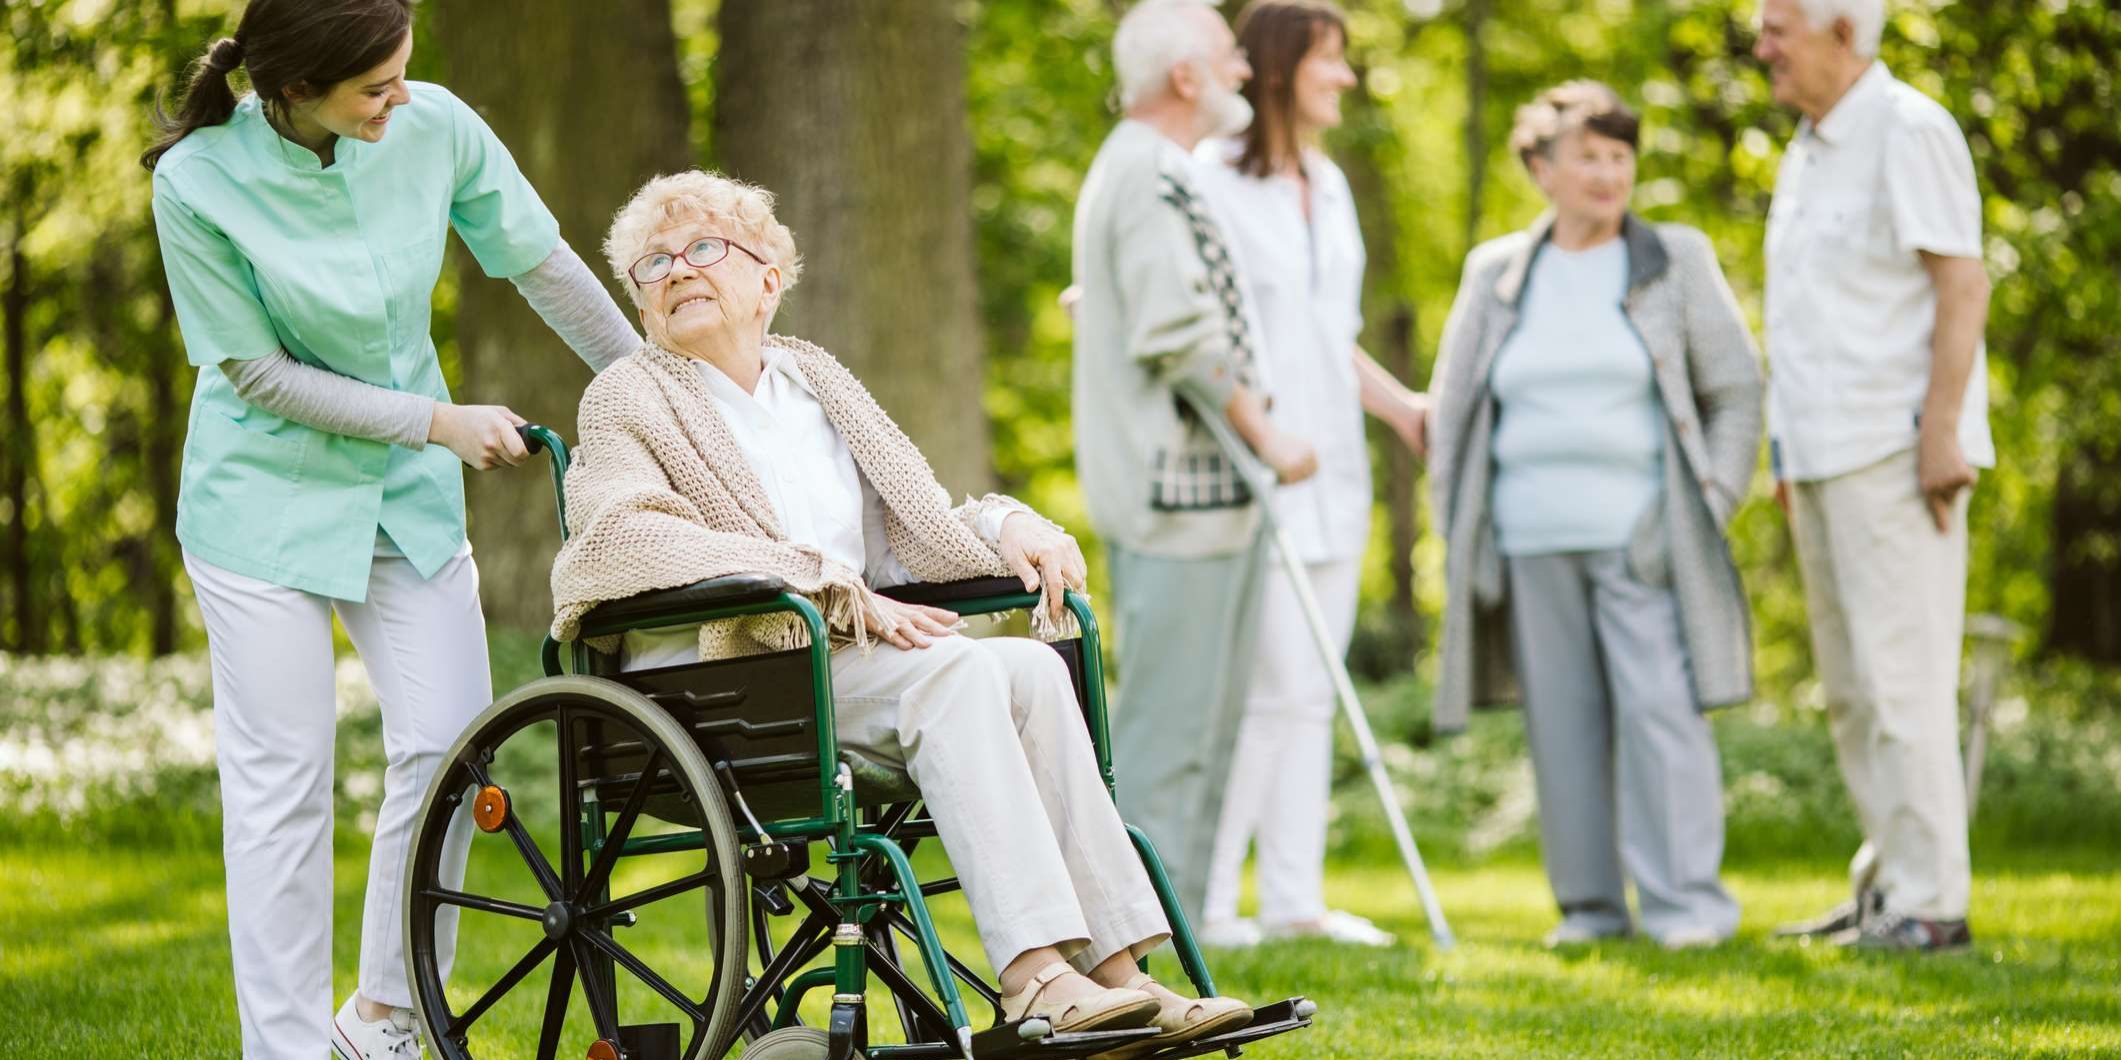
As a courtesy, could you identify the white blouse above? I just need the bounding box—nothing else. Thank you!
[622,343,1014,669]
[1196,141,1371,563]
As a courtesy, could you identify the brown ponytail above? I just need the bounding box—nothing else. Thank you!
[142,38,245,171]
[140,0,412,172]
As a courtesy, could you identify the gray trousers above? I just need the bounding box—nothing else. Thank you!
[1506,550,1740,940]
[1108,535,1270,925]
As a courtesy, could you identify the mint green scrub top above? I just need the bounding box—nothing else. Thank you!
[152,82,559,601]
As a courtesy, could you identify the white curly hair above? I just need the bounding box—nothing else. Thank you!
[602,169,803,309]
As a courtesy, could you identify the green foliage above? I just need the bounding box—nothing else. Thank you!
[3,0,2120,694]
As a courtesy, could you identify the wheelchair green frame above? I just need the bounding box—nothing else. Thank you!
[402,425,1312,1060]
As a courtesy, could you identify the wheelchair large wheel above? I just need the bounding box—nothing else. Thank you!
[403,675,748,1060]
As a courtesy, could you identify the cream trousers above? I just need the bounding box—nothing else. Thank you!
[625,632,1169,976]
[185,546,488,1060]
[1790,448,1973,920]
[1203,557,1359,927]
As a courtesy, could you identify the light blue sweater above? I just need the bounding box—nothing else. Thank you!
[1488,237,1665,556]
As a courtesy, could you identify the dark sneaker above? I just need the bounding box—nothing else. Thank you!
[1832,912,1972,953]
[1775,888,1882,938]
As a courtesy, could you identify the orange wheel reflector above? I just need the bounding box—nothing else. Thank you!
[586,1041,621,1060]
[472,785,509,833]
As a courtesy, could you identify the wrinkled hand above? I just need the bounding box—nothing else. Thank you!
[864,594,963,650]
[998,512,1088,627]
[430,403,529,470]
[1918,423,1975,532]
[1258,431,1320,485]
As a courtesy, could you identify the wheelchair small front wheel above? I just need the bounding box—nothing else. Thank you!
[743,1026,866,1059]
[402,675,748,1059]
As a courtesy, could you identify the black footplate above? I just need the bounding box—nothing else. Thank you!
[967,1017,1162,1058]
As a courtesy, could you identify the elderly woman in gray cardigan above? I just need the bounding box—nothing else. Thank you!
[1427,82,1763,949]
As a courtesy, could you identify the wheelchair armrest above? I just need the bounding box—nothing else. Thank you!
[876,576,1030,609]
[580,573,790,632]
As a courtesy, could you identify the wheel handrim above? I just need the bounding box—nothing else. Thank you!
[403,677,747,1060]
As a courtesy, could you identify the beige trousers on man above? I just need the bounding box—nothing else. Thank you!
[1788,448,1972,920]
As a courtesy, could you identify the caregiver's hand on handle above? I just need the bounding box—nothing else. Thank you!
[430,403,529,469]
[999,513,1089,627]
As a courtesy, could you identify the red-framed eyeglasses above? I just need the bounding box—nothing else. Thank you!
[629,236,766,286]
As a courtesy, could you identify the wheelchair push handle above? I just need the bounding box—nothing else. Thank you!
[516,423,559,457]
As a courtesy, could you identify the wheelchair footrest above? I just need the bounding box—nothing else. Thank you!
[967,1018,1161,1058]
[617,1021,681,1060]
[1136,997,1317,1060]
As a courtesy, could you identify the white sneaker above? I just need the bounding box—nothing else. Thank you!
[1196,917,1264,949]
[1542,916,1632,948]
[1656,926,1729,951]
[1263,910,1397,947]
[332,995,424,1060]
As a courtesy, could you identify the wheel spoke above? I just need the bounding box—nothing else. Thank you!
[576,747,663,904]
[421,888,542,921]
[570,937,624,1042]
[535,944,577,1060]
[581,929,708,1025]
[556,706,585,895]
[464,758,565,901]
[444,936,559,1038]
[585,868,715,919]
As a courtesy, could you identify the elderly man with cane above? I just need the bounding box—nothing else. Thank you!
[1070,0,1316,925]
[1756,0,1993,952]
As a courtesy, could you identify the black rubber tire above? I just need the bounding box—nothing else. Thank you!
[401,674,748,1059]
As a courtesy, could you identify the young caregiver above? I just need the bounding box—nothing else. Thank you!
[143,1,638,1056]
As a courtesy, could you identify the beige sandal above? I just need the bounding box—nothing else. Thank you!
[1090,974,1254,1059]
[998,962,1159,1034]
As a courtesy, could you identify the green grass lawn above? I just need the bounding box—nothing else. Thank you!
[5,839,2118,1057]
[6,646,2120,1057]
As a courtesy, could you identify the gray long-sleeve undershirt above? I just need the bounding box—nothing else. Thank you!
[218,240,640,449]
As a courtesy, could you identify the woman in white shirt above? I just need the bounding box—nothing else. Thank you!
[1195,0,1428,948]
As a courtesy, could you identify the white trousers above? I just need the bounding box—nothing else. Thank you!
[1789,448,1973,920]
[186,548,489,1060]
[1202,557,1359,927]
[625,633,1169,977]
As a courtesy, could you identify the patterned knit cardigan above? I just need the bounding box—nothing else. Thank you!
[549,336,1055,659]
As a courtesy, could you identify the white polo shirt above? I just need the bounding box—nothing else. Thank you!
[1764,61,1994,483]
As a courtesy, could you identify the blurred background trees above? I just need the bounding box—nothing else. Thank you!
[2,0,2117,701]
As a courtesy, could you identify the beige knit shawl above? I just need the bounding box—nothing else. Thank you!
[549,336,1054,661]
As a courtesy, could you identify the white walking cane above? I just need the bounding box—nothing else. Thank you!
[1184,393,1456,950]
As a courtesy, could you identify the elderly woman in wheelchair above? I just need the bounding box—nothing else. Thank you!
[395,170,1312,1060]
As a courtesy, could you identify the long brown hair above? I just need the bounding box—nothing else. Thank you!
[140,0,412,171]
[1232,0,1348,179]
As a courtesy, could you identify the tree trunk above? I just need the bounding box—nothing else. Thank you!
[436,0,691,630]
[1337,75,1424,649]
[3,206,38,653]
[714,0,992,494]
[2046,438,2121,663]
[146,282,184,654]
[1463,0,1492,250]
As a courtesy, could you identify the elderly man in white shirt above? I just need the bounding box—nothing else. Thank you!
[1756,0,1992,952]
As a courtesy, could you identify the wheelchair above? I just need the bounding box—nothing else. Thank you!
[398,426,1315,1060]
